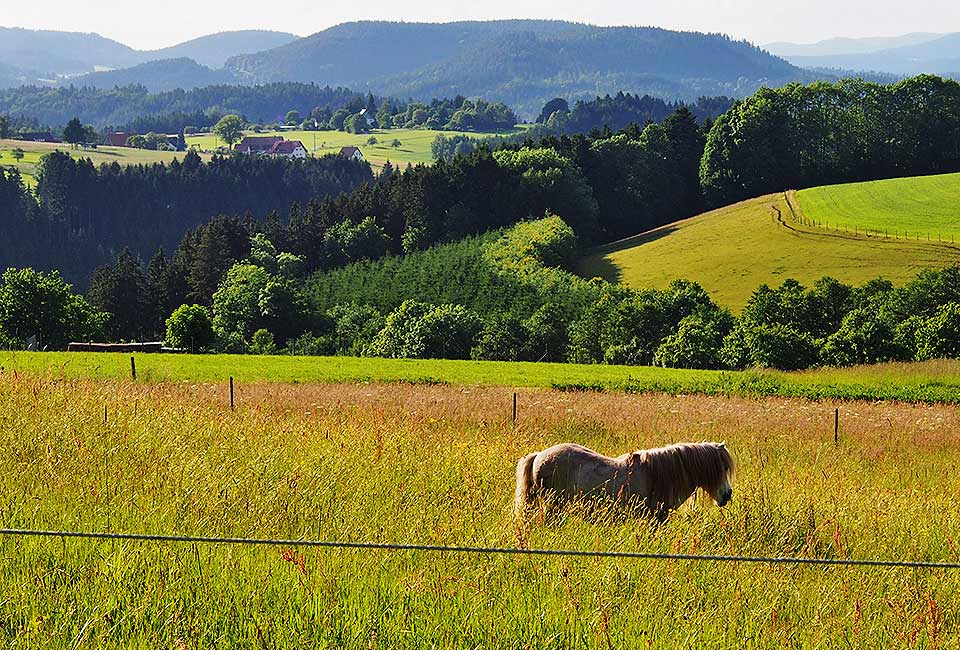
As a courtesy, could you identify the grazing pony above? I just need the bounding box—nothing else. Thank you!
[514,442,734,522]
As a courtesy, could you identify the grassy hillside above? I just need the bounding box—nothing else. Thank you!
[795,171,960,240]
[187,127,521,171]
[0,138,211,186]
[577,192,960,310]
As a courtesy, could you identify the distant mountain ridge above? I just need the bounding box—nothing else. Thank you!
[770,32,960,77]
[73,59,236,92]
[765,33,944,57]
[226,20,820,116]
[0,27,298,87]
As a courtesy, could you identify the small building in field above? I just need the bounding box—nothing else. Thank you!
[359,108,378,128]
[16,131,59,143]
[235,136,284,154]
[339,146,364,161]
[105,132,133,147]
[270,140,308,158]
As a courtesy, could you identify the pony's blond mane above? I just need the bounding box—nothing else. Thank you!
[637,442,734,507]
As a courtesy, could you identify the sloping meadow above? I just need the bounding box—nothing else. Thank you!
[1,373,959,646]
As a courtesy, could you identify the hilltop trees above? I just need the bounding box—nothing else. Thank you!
[62,117,85,147]
[700,75,960,207]
[213,114,244,148]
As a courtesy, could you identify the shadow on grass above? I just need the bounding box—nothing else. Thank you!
[577,227,679,284]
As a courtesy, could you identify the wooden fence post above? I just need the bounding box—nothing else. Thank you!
[512,392,517,424]
[230,376,235,411]
[834,408,839,446]
[130,356,136,380]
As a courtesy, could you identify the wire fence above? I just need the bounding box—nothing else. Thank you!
[781,192,959,244]
[3,528,959,570]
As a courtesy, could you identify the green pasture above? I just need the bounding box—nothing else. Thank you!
[0,138,209,187]
[578,193,960,310]
[796,171,960,240]
[186,127,522,171]
[2,369,959,645]
[5,351,960,403]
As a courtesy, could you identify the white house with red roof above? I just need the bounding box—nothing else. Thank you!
[339,146,364,161]
[234,136,307,158]
[270,140,308,158]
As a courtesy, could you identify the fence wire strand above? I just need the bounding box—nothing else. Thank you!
[2,528,959,570]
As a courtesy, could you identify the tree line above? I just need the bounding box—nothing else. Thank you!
[534,93,734,134]
[0,151,372,284]
[701,75,960,207]
[7,216,960,373]
[0,82,376,131]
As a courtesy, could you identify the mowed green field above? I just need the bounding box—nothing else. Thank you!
[5,351,960,403]
[2,367,960,645]
[187,127,522,172]
[0,139,211,187]
[578,192,960,310]
[797,171,960,240]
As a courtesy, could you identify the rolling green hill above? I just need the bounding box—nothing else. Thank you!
[795,171,960,240]
[577,190,960,310]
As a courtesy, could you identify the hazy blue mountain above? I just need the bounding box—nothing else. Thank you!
[226,20,820,117]
[765,33,944,57]
[779,33,960,76]
[0,27,139,76]
[0,62,45,89]
[0,26,299,82]
[70,58,237,91]
[141,30,298,68]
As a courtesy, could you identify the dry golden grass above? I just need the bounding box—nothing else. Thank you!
[2,375,960,646]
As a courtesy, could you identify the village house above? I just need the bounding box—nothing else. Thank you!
[270,140,308,158]
[105,132,133,147]
[234,136,308,158]
[358,108,378,128]
[235,136,284,154]
[339,146,364,161]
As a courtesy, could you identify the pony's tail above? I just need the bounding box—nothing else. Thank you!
[514,453,538,516]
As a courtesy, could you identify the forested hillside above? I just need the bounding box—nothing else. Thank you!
[226,21,821,117]
[0,83,373,129]
[0,151,371,283]
[70,59,235,92]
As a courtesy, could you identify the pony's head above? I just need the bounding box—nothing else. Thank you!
[638,441,735,511]
[701,442,734,507]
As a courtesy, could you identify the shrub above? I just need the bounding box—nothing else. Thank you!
[249,329,277,355]
[165,304,214,351]
[916,302,960,360]
[654,315,727,369]
[285,332,334,356]
[820,309,901,366]
[472,315,528,361]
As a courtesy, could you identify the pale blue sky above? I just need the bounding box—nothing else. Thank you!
[4,0,960,50]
